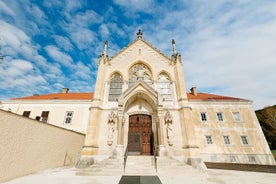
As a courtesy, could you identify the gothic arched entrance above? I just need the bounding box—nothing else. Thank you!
[128,114,153,155]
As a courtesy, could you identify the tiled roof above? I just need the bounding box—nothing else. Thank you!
[12,92,243,101]
[187,92,244,101]
[13,93,93,100]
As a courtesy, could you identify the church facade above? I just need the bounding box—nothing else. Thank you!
[1,30,274,167]
[78,30,274,166]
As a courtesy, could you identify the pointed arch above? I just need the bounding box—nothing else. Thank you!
[108,72,123,101]
[128,61,153,87]
[157,72,173,101]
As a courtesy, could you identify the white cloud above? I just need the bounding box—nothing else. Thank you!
[0,1,15,16]
[113,0,155,12]
[44,45,73,66]
[53,35,73,51]
[70,28,96,49]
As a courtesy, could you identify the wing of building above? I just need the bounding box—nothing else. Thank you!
[1,30,274,167]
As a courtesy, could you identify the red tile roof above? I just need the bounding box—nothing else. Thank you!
[13,93,93,100]
[12,92,244,101]
[187,92,244,101]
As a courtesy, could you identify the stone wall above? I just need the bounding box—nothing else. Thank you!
[0,110,85,182]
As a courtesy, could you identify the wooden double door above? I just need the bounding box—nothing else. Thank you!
[128,114,153,155]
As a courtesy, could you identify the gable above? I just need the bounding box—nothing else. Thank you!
[105,39,175,82]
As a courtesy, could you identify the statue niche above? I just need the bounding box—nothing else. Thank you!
[164,110,173,146]
[107,111,117,146]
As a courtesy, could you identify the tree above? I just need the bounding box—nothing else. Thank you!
[256,105,276,149]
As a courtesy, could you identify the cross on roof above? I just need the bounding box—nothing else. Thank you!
[136,29,143,39]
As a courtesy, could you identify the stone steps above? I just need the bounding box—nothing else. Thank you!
[75,155,193,176]
[124,156,156,175]
[75,157,124,176]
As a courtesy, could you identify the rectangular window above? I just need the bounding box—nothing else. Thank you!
[241,135,249,145]
[232,112,241,122]
[200,112,207,122]
[64,111,74,124]
[223,135,231,145]
[216,112,224,122]
[22,111,31,118]
[41,111,49,123]
[205,135,213,145]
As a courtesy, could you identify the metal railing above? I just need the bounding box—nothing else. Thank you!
[123,145,128,172]
[153,145,157,172]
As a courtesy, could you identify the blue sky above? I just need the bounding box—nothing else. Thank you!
[0,0,275,110]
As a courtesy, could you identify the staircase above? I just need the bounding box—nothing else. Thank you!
[75,155,193,176]
[124,156,156,175]
[157,156,192,175]
[75,157,124,176]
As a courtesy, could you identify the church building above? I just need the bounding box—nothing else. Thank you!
[78,30,274,166]
[1,30,274,167]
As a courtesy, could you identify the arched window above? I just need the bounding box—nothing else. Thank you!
[157,73,172,101]
[108,73,123,101]
[129,63,152,87]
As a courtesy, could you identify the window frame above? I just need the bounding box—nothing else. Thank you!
[22,111,31,118]
[205,135,213,145]
[216,112,224,122]
[200,112,208,122]
[64,111,74,124]
[240,135,250,146]
[232,111,242,122]
[108,73,123,101]
[41,111,49,123]
[223,135,231,146]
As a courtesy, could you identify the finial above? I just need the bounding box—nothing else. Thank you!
[103,40,108,56]
[136,29,143,39]
[172,39,177,55]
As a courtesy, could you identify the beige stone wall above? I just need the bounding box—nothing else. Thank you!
[0,100,91,133]
[189,101,275,164]
[0,110,85,183]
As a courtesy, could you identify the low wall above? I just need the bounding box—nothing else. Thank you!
[0,110,85,182]
[205,162,276,173]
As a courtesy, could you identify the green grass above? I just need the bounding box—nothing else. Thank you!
[271,150,276,160]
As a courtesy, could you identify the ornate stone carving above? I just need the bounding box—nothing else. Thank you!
[164,110,173,146]
[107,111,117,146]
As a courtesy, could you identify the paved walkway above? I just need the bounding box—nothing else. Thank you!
[3,166,276,184]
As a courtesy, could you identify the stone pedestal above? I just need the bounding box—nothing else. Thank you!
[113,144,124,157]
[182,145,206,170]
[158,145,167,156]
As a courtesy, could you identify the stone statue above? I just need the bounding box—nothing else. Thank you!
[107,111,117,146]
[164,110,173,146]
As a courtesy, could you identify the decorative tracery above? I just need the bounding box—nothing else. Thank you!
[156,73,172,101]
[129,63,152,87]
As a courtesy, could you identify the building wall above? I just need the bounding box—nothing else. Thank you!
[0,110,85,183]
[0,100,91,133]
[189,101,275,164]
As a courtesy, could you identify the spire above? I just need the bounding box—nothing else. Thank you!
[99,40,109,65]
[136,29,143,39]
[172,39,177,55]
[103,40,108,56]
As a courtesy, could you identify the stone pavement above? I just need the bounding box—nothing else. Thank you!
[3,166,276,184]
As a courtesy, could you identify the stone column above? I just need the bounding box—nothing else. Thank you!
[157,113,166,156]
[114,114,124,157]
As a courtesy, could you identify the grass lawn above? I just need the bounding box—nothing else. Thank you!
[271,150,276,160]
